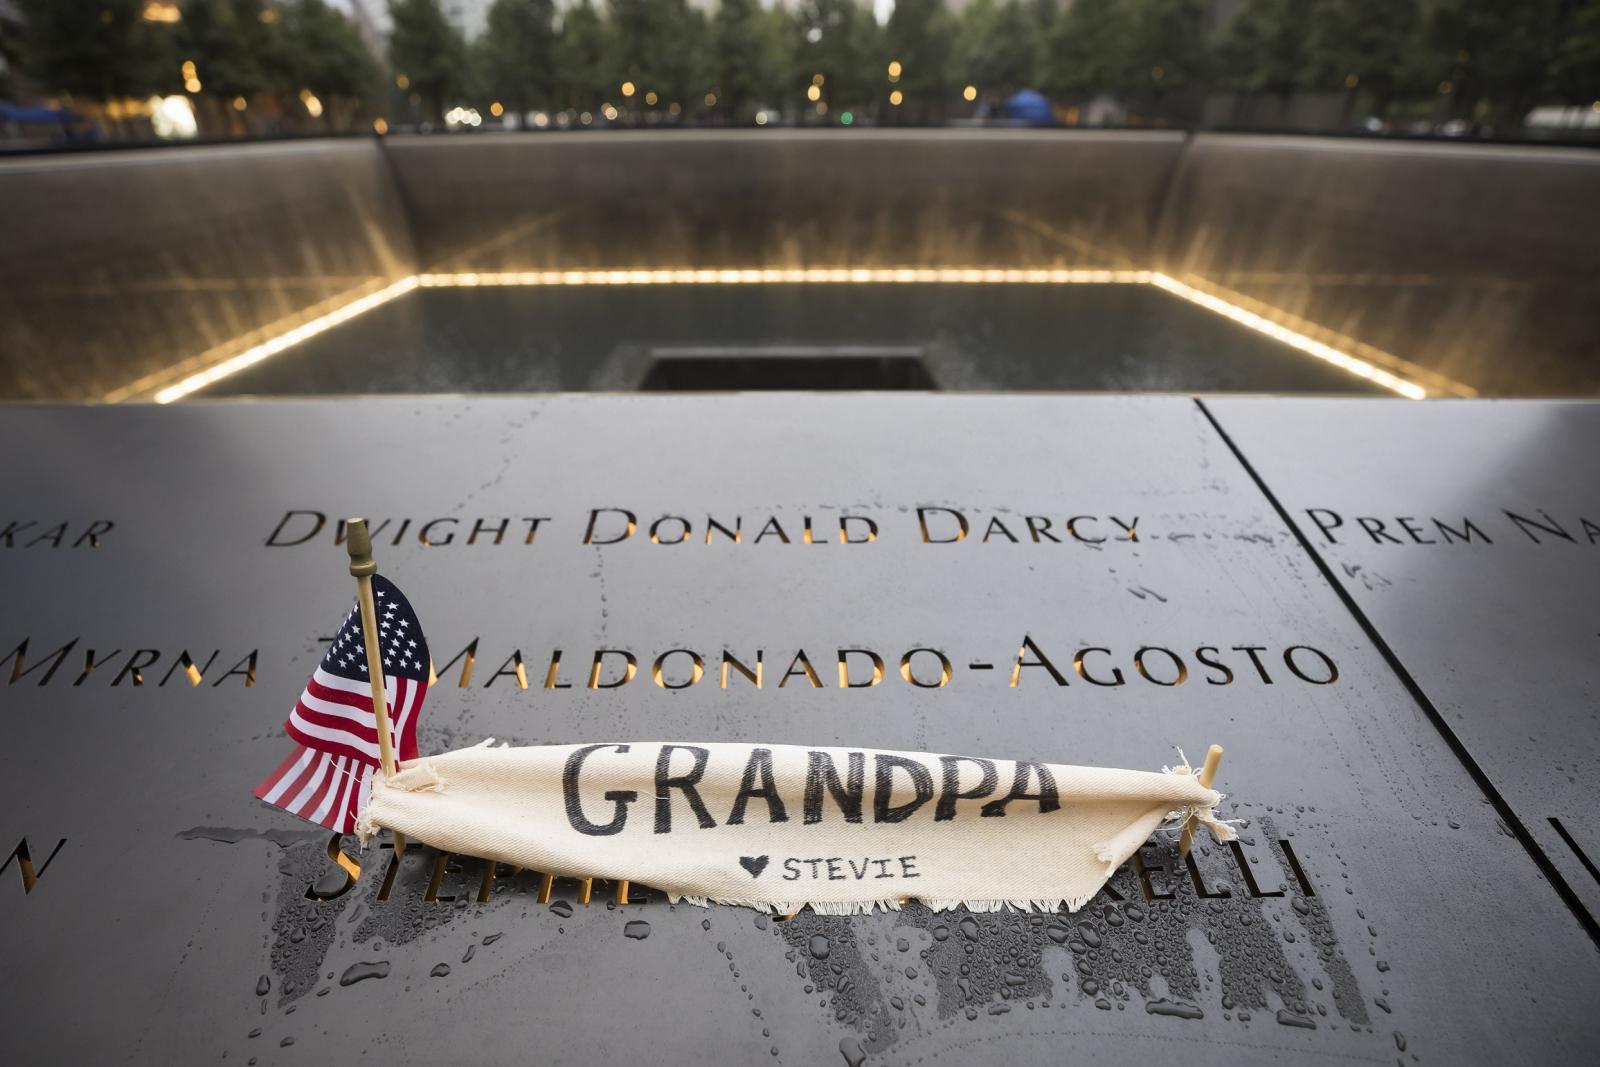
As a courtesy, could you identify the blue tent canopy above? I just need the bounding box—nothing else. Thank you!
[1003,89,1054,127]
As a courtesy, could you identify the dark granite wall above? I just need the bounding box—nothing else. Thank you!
[0,139,415,402]
[379,129,1186,273]
[1153,135,1600,396]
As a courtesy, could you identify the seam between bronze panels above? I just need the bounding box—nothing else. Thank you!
[1193,395,1600,949]
[1550,818,1600,889]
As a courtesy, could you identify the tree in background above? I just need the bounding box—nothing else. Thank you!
[609,0,706,113]
[1216,0,1305,104]
[662,2,711,112]
[389,0,468,121]
[1032,0,1060,31]
[8,0,1596,140]
[1122,0,1209,105]
[477,0,558,117]
[711,0,790,121]
[954,0,1042,99]
[792,0,879,118]
[279,0,379,126]
[178,0,278,107]
[1040,0,1133,101]
[884,0,955,117]
[1304,0,1420,121]
[553,0,609,113]
[1422,0,1562,129]
[608,0,662,97]
[14,0,172,101]
[1549,0,1600,110]
[0,5,21,100]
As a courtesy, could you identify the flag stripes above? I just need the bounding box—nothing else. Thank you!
[254,573,430,834]
[286,670,423,766]
[253,745,372,835]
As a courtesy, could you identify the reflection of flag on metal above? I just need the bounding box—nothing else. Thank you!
[285,573,429,766]
[255,572,429,832]
[254,745,373,834]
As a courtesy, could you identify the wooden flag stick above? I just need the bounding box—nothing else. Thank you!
[1178,744,1224,858]
[346,518,404,856]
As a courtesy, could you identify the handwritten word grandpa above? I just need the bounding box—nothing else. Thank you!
[563,744,1061,836]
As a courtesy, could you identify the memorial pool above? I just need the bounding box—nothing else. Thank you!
[193,283,1387,398]
[3,129,1598,1066]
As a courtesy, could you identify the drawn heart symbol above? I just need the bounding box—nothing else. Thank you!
[739,855,770,879]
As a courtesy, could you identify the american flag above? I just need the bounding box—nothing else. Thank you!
[255,574,430,833]
[253,745,373,834]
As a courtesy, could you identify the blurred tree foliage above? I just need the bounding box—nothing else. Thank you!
[477,0,558,115]
[388,0,467,119]
[1130,0,1209,98]
[953,0,1041,96]
[609,0,706,110]
[1550,0,1600,111]
[1216,0,1304,101]
[1422,0,1565,128]
[14,0,172,100]
[792,0,880,115]
[710,0,791,120]
[1303,0,1421,118]
[280,0,379,109]
[452,0,1600,132]
[7,0,1600,135]
[1040,0,1132,99]
[885,0,955,103]
[553,0,609,112]
[0,4,22,99]
[177,0,277,102]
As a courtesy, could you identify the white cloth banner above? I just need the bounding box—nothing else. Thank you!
[358,741,1235,914]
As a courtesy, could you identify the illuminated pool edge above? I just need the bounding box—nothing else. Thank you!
[142,268,1444,403]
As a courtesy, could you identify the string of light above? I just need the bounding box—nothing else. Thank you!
[146,269,1435,403]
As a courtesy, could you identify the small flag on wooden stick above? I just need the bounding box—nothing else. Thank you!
[281,568,428,769]
[254,519,429,842]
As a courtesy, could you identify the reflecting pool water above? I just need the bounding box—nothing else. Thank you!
[198,284,1384,397]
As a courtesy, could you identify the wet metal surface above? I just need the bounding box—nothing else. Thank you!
[1,396,1597,1062]
[1206,397,1600,926]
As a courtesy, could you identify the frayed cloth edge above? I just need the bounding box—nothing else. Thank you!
[662,895,1101,915]
[355,760,447,845]
[1089,765,1239,874]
